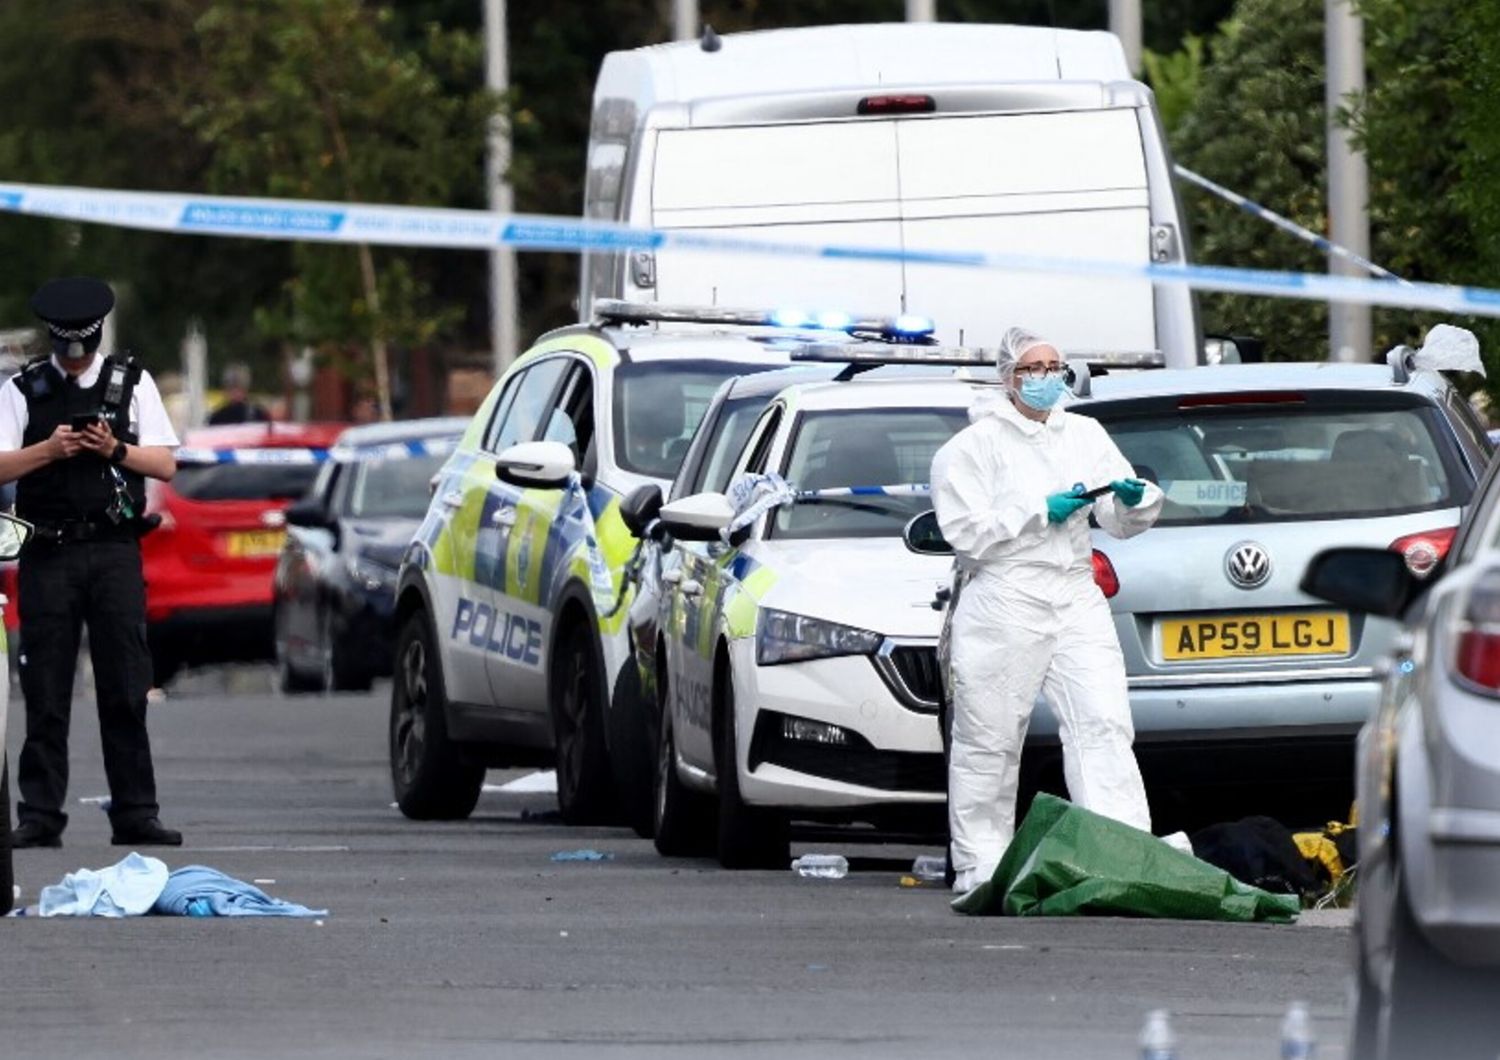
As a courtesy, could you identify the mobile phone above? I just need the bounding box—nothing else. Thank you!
[70,412,103,432]
[1074,483,1115,500]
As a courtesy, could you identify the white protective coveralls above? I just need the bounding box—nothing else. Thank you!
[930,341,1164,895]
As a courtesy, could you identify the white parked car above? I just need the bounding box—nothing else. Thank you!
[0,513,36,915]
[644,371,977,867]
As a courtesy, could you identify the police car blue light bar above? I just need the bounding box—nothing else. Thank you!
[790,342,995,367]
[594,299,936,343]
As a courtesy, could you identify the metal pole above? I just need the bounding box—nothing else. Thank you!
[674,0,698,41]
[906,0,937,21]
[484,0,520,375]
[1109,0,1142,77]
[1325,0,1371,363]
[182,320,206,428]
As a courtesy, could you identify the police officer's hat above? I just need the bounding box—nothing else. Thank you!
[30,277,114,357]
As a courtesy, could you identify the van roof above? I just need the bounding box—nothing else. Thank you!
[598,23,1131,109]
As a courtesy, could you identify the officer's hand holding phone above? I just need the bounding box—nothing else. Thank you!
[76,416,117,458]
[46,423,85,461]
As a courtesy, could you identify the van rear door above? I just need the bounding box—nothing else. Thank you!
[896,109,1156,353]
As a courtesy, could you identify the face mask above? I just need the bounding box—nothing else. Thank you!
[1017,374,1067,411]
[49,330,102,361]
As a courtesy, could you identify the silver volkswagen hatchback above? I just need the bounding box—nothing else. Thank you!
[1011,358,1490,822]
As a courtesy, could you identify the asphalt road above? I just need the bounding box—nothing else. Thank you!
[1,671,1352,1059]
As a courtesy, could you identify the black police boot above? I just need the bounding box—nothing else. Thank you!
[13,820,63,848]
[111,817,182,847]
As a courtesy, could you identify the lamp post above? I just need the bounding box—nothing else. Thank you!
[1325,0,1371,363]
[484,0,520,374]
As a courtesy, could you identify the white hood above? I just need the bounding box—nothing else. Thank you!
[750,537,952,639]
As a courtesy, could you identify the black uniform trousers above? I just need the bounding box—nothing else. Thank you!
[15,537,159,832]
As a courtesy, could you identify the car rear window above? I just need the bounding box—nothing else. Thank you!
[613,360,774,479]
[172,462,321,502]
[1089,401,1466,525]
[772,407,968,540]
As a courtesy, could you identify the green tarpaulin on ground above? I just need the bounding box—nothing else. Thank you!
[951,793,1300,922]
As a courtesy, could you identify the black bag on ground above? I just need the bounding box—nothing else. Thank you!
[1189,816,1322,897]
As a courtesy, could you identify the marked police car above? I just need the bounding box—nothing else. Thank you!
[643,350,985,868]
[387,303,935,828]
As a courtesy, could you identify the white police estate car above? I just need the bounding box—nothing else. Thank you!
[387,303,936,830]
[644,355,983,868]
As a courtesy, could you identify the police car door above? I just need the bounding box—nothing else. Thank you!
[486,356,595,710]
[673,402,785,772]
[440,358,570,707]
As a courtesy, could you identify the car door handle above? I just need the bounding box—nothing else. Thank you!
[661,569,683,586]
[680,579,703,598]
[441,491,464,510]
[491,507,517,527]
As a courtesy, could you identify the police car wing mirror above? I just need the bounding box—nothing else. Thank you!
[1300,547,1418,618]
[495,441,576,490]
[902,510,952,557]
[0,513,32,561]
[619,483,664,539]
[657,492,734,543]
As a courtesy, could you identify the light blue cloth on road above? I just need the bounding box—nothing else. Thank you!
[152,866,328,918]
[38,853,169,917]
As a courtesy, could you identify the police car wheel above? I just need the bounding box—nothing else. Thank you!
[652,664,714,858]
[609,660,656,839]
[550,623,616,825]
[389,612,483,820]
[715,676,789,871]
[0,757,13,917]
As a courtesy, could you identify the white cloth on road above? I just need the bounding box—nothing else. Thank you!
[931,390,1163,894]
[38,852,169,917]
[0,353,179,452]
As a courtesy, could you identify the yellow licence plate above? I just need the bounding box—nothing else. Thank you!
[223,530,286,558]
[1160,612,1350,661]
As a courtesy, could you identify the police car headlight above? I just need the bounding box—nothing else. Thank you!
[756,609,882,666]
[346,556,397,593]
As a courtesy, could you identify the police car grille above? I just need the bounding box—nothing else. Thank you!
[749,711,945,793]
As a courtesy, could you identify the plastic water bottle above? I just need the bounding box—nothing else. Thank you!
[1280,1001,1315,1059]
[790,854,848,879]
[1139,1009,1177,1060]
[911,854,947,882]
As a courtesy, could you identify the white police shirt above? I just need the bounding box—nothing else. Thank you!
[0,353,179,452]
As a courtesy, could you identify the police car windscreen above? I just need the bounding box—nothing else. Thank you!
[1093,403,1465,524]
[773,407,969,540]
[172,462,321,502]
[613,360,777,479]
[348,454,446,518]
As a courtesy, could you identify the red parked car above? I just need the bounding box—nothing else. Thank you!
[144,422,347,684]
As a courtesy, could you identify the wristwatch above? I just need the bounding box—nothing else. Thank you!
[109,441,128,465]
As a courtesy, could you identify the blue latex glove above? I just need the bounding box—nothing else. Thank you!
[1110,478,1147,507]
[1046,491,1092,524]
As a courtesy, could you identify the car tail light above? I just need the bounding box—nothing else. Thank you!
[1454,569,1500,691]
[857,94,935,115]
[1390,527,1456,579]
[1092,550,1120,598]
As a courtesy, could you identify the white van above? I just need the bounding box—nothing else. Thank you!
[582,22,1200,368]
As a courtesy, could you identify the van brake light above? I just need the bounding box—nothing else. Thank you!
[857,94,935,116]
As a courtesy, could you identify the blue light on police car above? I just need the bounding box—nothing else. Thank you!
[815,310,853,331]
[892,314,935,336]
[771,308,812,329]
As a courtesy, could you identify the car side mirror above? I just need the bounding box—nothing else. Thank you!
[619,483,664,539]
[0,513,34,560]
[1301,547,1418,617]
[285,497,334,530]
[658,492,734,543]
[496,441,576,490]
[902,510,953,556]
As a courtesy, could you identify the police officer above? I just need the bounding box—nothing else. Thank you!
[0,277,182,848]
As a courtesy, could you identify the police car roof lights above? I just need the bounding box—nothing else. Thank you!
[593,299,936,344]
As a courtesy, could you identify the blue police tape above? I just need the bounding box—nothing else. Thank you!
[1174,165,1405,284]
[175,437,455,465]
[2,178,1496,318]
